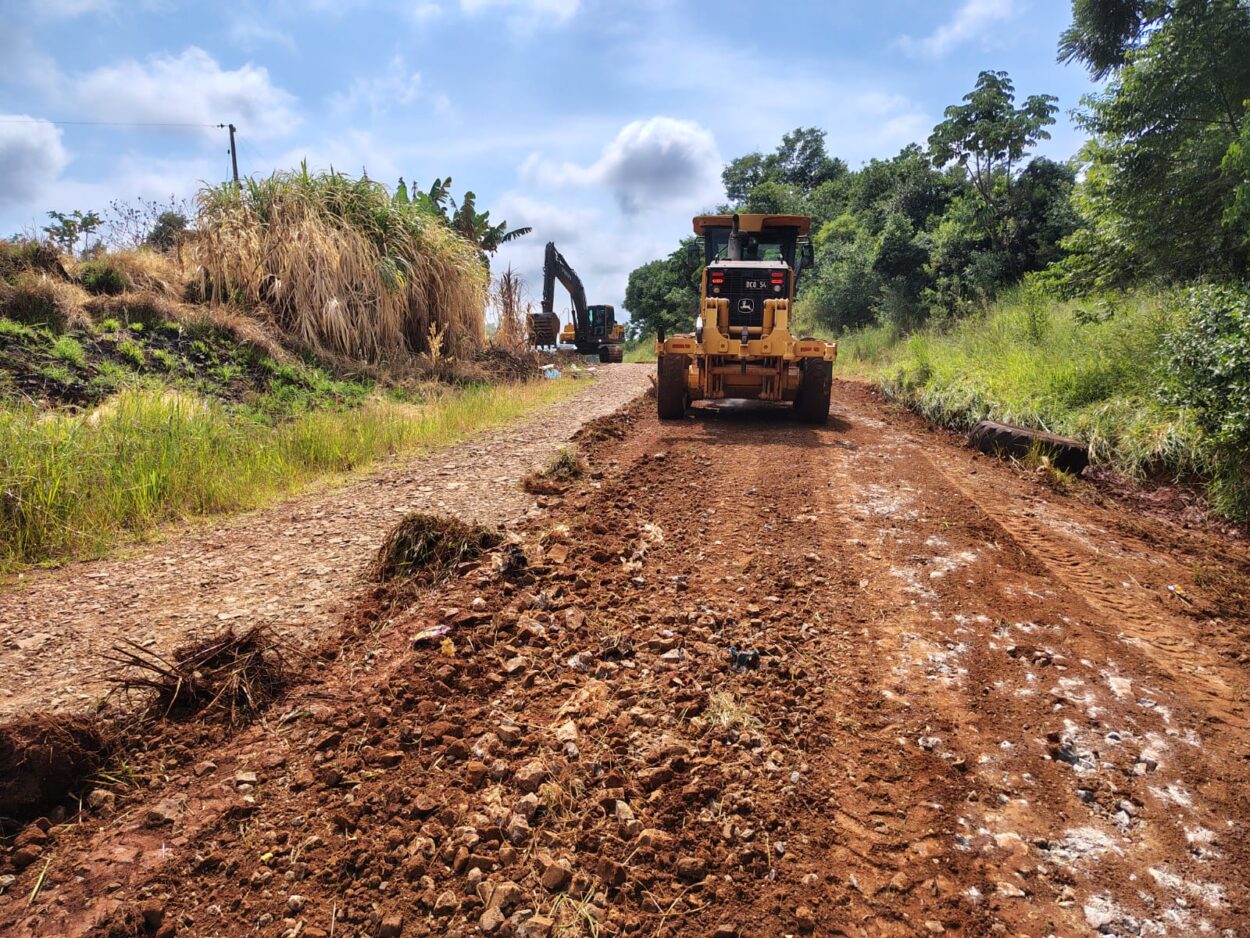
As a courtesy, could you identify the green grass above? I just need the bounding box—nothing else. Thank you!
[116,339,145,368]
[838,288,1208,482]
[0,377,585,571]
[51,335,87,367]
[623,336,657,363]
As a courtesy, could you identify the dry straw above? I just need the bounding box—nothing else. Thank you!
[192,166,488,364]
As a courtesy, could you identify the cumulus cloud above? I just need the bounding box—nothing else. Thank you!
[897,0,1019,59]
[0,118,70,209]
[72,47,299,139]
[522,116,722,215]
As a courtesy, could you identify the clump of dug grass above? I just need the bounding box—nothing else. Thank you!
[522,445,587,494]
[104,626,290,725]
[370,512,501,582]
[193,167,488,363]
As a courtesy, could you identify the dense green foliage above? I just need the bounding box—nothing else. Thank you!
[623,1,1250,520]
[1058,0,1250,284]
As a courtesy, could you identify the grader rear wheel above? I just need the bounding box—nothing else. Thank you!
[794,359,832,424]
[657,354,689,420]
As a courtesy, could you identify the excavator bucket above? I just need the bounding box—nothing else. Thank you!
[527,311,560,348]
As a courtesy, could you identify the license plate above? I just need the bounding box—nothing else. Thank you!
[744,279,767,290]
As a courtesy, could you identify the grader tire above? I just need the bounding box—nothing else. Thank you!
[795,359,832,424]
[657,354,689,420]
[598,346,610,364]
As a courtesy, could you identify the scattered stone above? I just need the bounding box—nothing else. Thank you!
[675,856,706,882]
[433,889,459,916]
[795,905,816,933]
[996,881,1026,898]
[287,895,306,913]
[378,912,404,937]
[519,915,554,938]
[515,760,547,793]
[86,789,115,811]
[540,859,573,892]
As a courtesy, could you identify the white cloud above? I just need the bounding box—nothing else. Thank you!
[522,116,722,214]
[0,118,70,209]
[897,0,1020,59]
[228,17,297,51]
[329,55,426,117]
[71,47,300,139]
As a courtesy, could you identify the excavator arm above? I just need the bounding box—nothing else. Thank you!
[542,241,588,337]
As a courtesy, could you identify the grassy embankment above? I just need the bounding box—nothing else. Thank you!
[827,286,1249,521]
[0,170,578,572]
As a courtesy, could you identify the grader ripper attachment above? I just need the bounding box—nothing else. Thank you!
[655,214,836,423]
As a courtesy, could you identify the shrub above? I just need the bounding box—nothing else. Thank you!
[1166,284,1250,519]
[78,260,126,295]
[0,272,85,332]
[193,167,488,363]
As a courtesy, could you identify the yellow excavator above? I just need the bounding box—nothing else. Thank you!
[527,241,625,363]
[655,214,836,423]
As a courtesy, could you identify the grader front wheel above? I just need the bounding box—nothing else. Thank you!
[657,354,689,420]
[795,359,832,424]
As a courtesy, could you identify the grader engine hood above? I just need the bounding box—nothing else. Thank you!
[706,263,790,330]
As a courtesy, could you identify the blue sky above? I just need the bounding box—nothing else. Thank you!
[1,0,1096,318]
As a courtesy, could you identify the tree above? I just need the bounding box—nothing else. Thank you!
[1061,0,1250,278]
[448,190,532,262]
[623,238,701,340]
[144,211,188,252]
[43,209,102,258]
[929,71,1059,249]
[720,128,847,206]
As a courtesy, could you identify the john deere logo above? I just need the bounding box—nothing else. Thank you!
[737,298,755,314]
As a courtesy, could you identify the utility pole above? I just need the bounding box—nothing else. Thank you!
[219,122,240,184]
[228,123,240,185]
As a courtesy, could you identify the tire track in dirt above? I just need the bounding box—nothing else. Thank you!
[1,383,1247,937]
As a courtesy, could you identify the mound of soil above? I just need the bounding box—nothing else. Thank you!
[0,716,111,824]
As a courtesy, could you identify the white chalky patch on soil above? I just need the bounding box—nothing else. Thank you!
[928,550,979,580]
[1149,867,1227,909]
[1149,784,1194,809]
[1049,826,1124,865]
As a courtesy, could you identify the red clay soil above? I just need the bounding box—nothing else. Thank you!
[1,380,1248,937]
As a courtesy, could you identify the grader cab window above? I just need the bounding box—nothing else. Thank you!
[704,226,797,266]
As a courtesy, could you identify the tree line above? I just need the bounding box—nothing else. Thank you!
[625,0,1250,339]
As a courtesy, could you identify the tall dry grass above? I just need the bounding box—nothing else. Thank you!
[493,265,527,353]
[192,167,488,364]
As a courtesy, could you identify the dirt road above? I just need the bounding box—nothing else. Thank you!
[2,380,1248,937]
[0,364,652,717]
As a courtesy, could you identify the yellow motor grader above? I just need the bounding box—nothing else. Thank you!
[655,214,836,423]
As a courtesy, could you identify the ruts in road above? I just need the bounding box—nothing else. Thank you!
[2,380,1248,938]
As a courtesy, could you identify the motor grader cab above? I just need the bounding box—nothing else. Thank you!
[655,214,836,422]
[527,241,625,363]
